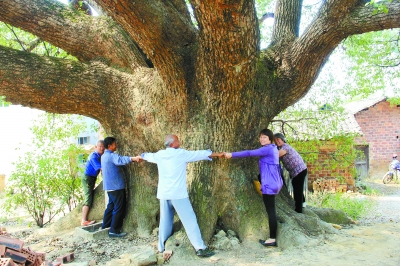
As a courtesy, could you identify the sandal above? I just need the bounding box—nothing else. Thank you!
[81,220,95,226]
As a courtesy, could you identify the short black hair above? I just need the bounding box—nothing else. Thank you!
[104,137,116,149]
[259,128,274,143]
[274,133,286,143]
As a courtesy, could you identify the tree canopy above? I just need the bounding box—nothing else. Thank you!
[1,0,399,120]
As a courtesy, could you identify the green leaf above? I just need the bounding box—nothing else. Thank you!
[4,113,93,227]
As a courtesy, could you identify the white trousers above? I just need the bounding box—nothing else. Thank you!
[158,198,207,252]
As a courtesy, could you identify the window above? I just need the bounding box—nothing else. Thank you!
[78,136,89,145]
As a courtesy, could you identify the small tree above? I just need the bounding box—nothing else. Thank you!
[5,113,89,227]
[61,144,87,212]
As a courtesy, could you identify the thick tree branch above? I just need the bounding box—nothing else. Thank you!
[295,0,400,66]
[286,0,400,106]
[0,0,149,71]
[94,0,197,80]
[0,45,154,125]
[189,0,259,96]
[190,0,259,62]
[339,1,400,35]
[272,0,303,44]
[295,0,361,58]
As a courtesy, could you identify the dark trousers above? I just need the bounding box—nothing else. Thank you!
[262,194,277,239]
[102,189,126,234]
[292,169,307,213]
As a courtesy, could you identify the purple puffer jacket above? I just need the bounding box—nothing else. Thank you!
[232,144,283,195]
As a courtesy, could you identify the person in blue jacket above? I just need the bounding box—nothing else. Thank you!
[101,136,142,238]
[81,140,104,226]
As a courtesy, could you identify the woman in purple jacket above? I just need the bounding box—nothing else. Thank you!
[224,128,283,247]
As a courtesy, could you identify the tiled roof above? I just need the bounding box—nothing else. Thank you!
[344,96,387,114]
[271,97,393,141]
[270,110,363,141]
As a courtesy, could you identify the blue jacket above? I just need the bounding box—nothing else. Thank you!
[84,151,102,177]
[101,149,132,190]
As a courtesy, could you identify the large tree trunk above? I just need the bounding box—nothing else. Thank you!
[1,0,400,249]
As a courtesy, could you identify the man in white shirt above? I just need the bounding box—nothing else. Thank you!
[141,134,222,258]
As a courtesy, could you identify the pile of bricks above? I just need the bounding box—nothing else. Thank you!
[312,178,340,193]
[0,228,74,266]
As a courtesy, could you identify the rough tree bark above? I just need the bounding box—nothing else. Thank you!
[1,0,399,249]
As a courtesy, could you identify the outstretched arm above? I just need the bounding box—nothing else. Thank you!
[209,152,224,158]
[141,152,157,163]
[131,156,143,162]
[223,146,267,159]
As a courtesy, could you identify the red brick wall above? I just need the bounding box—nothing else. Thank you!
[354,100,400,175]
[306,147,355,192]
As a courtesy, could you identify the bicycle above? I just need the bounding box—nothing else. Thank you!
[382,154,400,184]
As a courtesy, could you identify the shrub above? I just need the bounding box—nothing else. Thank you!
[308,192,374,220]
[4,113,89,227]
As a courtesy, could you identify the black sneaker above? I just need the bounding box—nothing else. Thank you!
[196,247,214,257]
[109,232,127,238]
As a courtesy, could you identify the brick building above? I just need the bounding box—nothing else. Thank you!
[305,141,357,192]
[274,96,400,193]
[272,110,362,193]
[347,97,400,176]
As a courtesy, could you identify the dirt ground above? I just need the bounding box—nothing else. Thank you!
[2,177,400,266]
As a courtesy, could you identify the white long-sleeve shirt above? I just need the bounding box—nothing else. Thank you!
[141,148,212,200]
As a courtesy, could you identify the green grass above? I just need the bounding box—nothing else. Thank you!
[308,192,374,220]
[362,186,380,196]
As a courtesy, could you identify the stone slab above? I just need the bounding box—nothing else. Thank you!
[74,222,109,240]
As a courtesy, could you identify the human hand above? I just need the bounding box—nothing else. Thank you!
[132,156,143,162]
[223,152,232,159]
[209,152,224,158]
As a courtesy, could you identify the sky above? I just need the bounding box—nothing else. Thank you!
[0,105,98,178]
[0,106,43,177]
